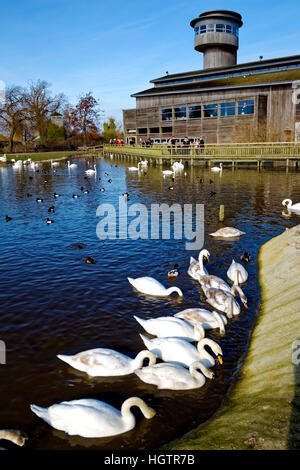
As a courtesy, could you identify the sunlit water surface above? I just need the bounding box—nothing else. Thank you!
[0,156,299,450]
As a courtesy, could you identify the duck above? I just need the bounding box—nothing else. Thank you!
[30,397,156,438]
[140,334,223,368]
[282,199,300,211]
[168,264,179,279]
[227,259,248,284]
[57,348,156,376]
[188,249,210,280]
[46,218,54,224]
[135,360,214,390]
[209,227,245,238]
[85,164,97,175]
[36,197,43,203]
[53,193,61,198]
[99,188,105,192]
[174,308,227,335]
[0,429,28,447]
[169,186,174,191]
[128,276,183,297]
[83,190,89,194]
[134,315,205,342]
[85,256,95,264]
[67,160,78,169]
[211,163,222,172]
[72,194,80,199]
[5,215,12,222]
[128,162,142,171]
[240,251,251,263]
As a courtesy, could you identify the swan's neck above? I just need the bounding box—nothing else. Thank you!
[190,361,213,380]
[165,287,183,297]
[212,311,225,334]
[121,397,155,422]
[133,351,156,368]
[194,324,205,340]
[198,252,207,275]
[197,338,220,364]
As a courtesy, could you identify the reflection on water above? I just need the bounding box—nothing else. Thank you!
[0,156,299,450]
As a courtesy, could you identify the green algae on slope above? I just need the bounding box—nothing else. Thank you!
[164,225,300,450]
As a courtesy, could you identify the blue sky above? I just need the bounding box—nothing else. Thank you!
[1,0,300,127]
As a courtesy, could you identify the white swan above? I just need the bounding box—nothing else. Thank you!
[211,163,222,172]
[30,397,156,438]
[198,274,232,294]
[67,160,78,169]
[57,348,156,376]
[133,315,205,342]
[210,227,245,238]
[85,164,97,175]
[172,160,184,172]
[188,249,210,280]
[12,160,23,169]
[282,199,300,212]
[128,162,142,171]
[128,276,183,297]
[174,308,227,335]
[162,170,174,176]
[135,360,214,390]
[201,282,247,318]
[140,160,148,167]
[140,334,223,368]
[51,160,59,168]
[227,259,248,283]
[0,154,7,163]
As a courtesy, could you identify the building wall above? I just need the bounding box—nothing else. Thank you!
[123,83,296,143]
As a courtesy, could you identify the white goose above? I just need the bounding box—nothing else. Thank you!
[282,199,300,212]
[67,160,78,169]
[210,227,245,238]
[85,164,97,175]
[188,249,210,280]
[57,348,156,376]
[135,360,214,390]
[174,308,227,335]
[30,397,156,438]
[211,163,222,172]
[133,315,205,342]
[140,334,223,368]
[227,259,248,284]
[128,276,183,297]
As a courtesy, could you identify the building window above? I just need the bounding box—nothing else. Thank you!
[149,127,160,133]
[127,129,136,134]
[204,103,218,118]
[188,105,202,119]
[138,128,147,134]
[216,24,225,32]
[220,102,236,117]
[161,126,172,133]
[194,26,199,36]
[174,107,186,120]
[226,24,232,33]
[200,25,206,34]
[237,99,254,115]
[207,24,214,32]
[162,108,173,121]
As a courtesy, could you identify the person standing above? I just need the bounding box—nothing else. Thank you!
[199,137,205,154]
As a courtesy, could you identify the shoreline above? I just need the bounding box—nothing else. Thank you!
[163,225,300,450]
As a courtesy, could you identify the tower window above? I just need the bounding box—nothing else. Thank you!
[216,24,225,32]
[194,26,199,36]
[226,24,232,33]
[200,25,206,34]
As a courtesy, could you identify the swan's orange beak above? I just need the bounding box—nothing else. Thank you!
[217,354,223,365]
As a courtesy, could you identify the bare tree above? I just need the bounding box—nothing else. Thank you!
[0,86,26,152]
[71,93,101,146]
[23,80,65,144]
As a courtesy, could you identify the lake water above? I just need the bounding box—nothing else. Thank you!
[0,156,299,450]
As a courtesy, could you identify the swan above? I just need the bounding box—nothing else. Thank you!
[210,227,245,238]
[67,160,78,169]
[211,163,222,172]
[188,249,210,280]
[0,154,7,163]
[140,334,223,369]
[128,162,142,171]
[30,397,156,438]
[85,164,97,175]
[0,429,28,447]
[162,170,174,176]
[12,160,23,169]
[172,160,184,172]
[140,160,148,167]
[57,348,156,376]
[227,259,248,283]
[133,315,205,342]
[135,360,214,390]
[198,273,232,294]
[128,276,183,297]
[201,282,247,318]
[174,308,227,335]
[282,199,300,211]
[51,160,59,168]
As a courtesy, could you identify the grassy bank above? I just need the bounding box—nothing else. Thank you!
[3,150,89,163]
[164,225,300,450]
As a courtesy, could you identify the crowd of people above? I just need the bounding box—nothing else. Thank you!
[108,136,205,154]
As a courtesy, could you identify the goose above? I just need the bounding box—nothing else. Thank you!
[201,282,247,319]
[128,276,183,297]
[67,160,78,169]
[227,259,248,283]
[168,264,179,279]
[85,164,97,175]
[128,162,142,171]
[0,429,28,447]
[211,163,222,172]
[210,227,245,238]
[140,334,223,369]
[174,308,227,335]
[134,315,205,342]
[57,348,156,376]
[30,397,156,438]
[282,199,300,211]
[135,360,214,390]
[188,249,210,280]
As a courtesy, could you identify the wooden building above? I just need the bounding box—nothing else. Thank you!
[123,10,300,144]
